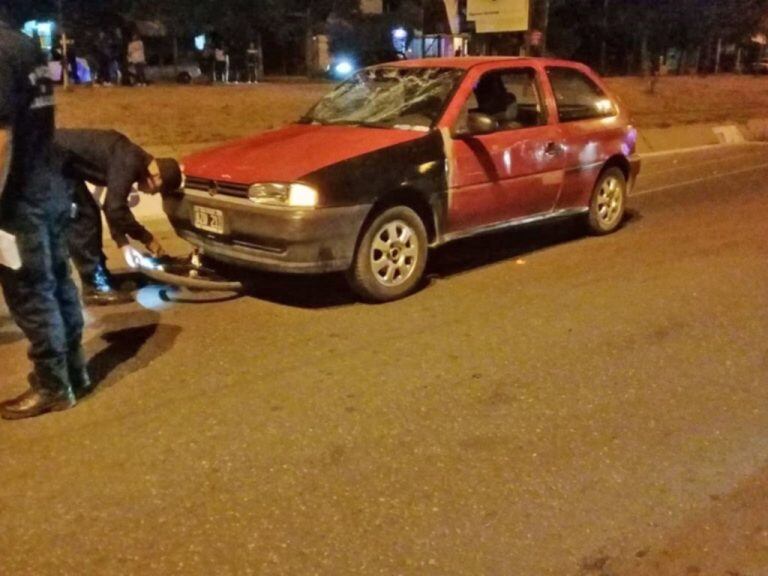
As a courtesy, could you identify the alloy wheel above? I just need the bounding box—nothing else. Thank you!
[596,175,624,229]
[369,219,420,287]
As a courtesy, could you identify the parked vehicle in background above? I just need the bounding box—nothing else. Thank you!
[166,57,640,302]
[142,54,203,84]
[752,58,768,74]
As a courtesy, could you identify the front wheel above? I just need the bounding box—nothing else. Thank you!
[587,167,627,235]
[347,206,428,303]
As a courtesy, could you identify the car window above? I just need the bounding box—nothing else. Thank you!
[455,68,546,133]
[547,67,616,122]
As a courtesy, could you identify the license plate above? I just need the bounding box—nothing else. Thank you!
[193,206,225,234]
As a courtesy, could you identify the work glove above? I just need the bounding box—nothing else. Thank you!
[145,238,166,258]
[122,245,145,269]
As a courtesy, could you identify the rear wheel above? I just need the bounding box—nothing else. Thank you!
[347,206,428,303]
[587,167,627,235]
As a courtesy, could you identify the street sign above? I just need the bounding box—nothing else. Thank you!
[467,0,529,33]
[360,0,383,15]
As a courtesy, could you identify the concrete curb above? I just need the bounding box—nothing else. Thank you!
[635,122,754,154]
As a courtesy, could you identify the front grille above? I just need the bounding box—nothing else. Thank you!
[185,176,250,199]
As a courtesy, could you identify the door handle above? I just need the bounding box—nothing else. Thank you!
[544,141,563,157]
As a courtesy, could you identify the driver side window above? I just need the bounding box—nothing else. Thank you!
[455,68,546,134]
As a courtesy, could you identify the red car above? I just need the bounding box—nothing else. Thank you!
[165,57,640,302]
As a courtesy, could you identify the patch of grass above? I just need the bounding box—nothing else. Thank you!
[607,74,768,127]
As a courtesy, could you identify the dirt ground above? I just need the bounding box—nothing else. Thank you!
[57,83,330,157]
[55,74,768,155]
[608,74,768,127]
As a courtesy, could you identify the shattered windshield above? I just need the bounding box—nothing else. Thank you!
[303,67,464,130]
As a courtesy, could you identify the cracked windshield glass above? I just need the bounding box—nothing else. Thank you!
[304,67,464,130]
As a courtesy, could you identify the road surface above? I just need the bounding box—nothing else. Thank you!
[0,144,767,575]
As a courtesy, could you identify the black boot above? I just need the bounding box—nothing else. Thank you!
[68,346,94,397]
[0,362,76,420]
[81,264,131,306]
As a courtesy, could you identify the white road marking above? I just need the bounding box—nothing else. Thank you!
[631,161,768,197]
[639,141,768,159]
[641,150,768,178]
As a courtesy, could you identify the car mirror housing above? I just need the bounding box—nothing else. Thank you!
[453,113,498,138]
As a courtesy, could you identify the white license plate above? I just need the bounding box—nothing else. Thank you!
[193,206,225,234]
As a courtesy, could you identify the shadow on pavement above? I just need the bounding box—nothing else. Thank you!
[122,212,640,310]
[428,211,639,280]
[85,311,181,391]
[240,272,356,308]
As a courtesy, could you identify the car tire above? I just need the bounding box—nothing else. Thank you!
[177,72,192,84]
[347,206,428,303]
[586,166,627,235]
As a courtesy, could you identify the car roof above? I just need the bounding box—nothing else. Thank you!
[379,56,588,71]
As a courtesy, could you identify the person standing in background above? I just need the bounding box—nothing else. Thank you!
[214,44,227,83]
[246,41,260,84]
[200,41,214,83]
[67,40,80,84]
[95,31,113,86]
[113,27,125,85]
[127,32,146,86]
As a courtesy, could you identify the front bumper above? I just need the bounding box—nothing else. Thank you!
[164,188,372,274]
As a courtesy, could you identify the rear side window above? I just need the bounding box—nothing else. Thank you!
[547,67,616,122]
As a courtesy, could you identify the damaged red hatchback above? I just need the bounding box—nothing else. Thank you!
[165,57,640,302]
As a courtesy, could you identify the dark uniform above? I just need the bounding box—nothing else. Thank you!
[55,129,154,284]
[0,19,87,415]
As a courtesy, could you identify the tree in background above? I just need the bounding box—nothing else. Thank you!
[544,0,768,74]
[21,0,768,75]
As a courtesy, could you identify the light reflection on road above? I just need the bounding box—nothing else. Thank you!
[135,285,177,311]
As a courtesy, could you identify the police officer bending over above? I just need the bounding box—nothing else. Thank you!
[55,129,182,305]
[0,11,88,419]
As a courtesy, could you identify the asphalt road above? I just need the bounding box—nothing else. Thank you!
[1,144,767,576]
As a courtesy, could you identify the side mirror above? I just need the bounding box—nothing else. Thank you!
[453,112,497,138]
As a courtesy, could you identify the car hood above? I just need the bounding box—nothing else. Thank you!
[183,124,428,184]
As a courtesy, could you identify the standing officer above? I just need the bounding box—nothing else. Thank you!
[0,9,88,419]
[55,128,182,305]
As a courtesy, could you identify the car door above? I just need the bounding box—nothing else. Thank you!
[443,65,566,235]
[544,65,625,210]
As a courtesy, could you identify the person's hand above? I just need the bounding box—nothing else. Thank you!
[145,238,166,258]
[122,245,145,269]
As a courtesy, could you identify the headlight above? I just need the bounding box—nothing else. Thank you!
[248,183,319,208]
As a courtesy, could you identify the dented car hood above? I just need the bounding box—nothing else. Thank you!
[183,124,427,184]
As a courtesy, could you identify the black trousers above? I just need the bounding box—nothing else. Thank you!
[215,61,226,82]
[0,187,85,392]
[68,179,105,282]
[246,64,258,83]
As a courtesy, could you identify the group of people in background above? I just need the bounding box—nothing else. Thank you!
[200,40,262,84]
[50,27,147,87]
[46,29,262,87]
